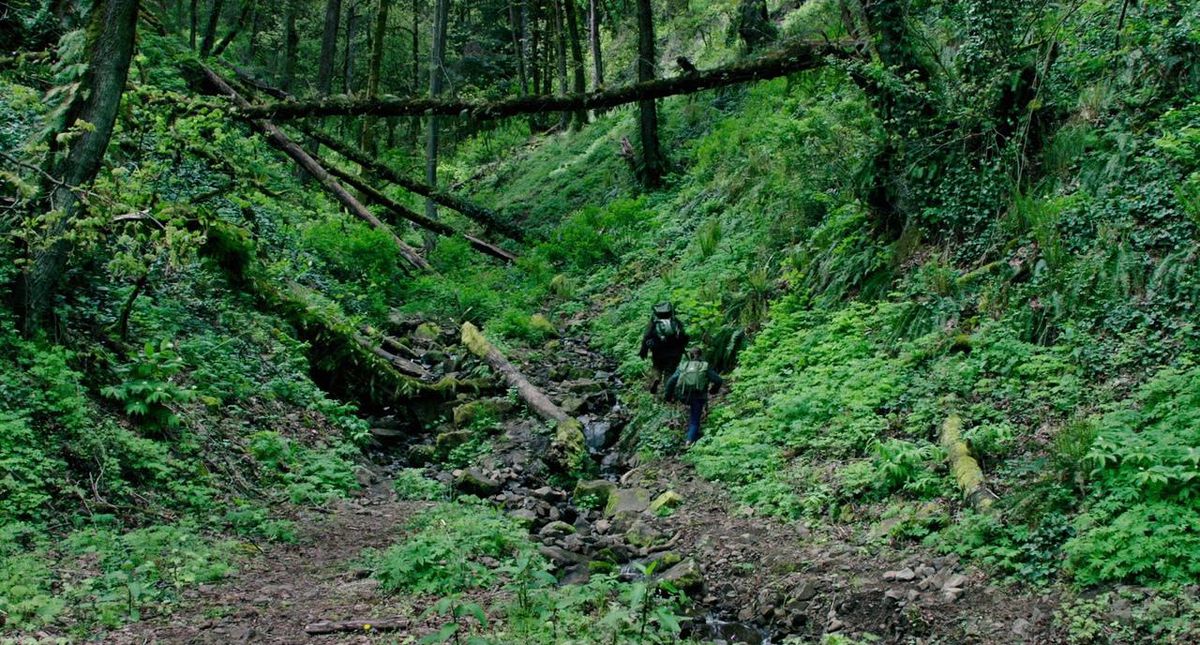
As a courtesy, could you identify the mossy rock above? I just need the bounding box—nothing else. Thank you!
[452,398,514,427]
[454,468,501,497]
[574,479,617,507]
[414,322,441,342]
[657,559,704,596]
[588,560,617,574]
[624,519,667,548]
[547,418,586,472]
[436,430,473,454]
[603,488,652,519]
[649,491,683,514]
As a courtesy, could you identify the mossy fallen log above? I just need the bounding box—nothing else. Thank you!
[460,322,584,471]
[940,414,997,511]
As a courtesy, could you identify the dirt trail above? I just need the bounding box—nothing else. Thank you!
[110,330,1061,644]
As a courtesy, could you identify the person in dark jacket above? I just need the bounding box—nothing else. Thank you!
[665,346,723,445]
[639,302,689,394]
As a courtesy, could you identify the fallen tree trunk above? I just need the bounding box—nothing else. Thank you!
[241,40,855,121]
[940,414,997,511]
[195,64,430,271]
[314,154,518,263]
[461,322,584,470]
[304,618,410,635]
[353,333,430,379]
[296,125,523,241]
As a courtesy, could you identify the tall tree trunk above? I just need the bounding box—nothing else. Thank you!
[343,0,359,94]
[552,0,568,130]
[424,0,449,224]
[509,0,528,96]
[243,0,260,63]
[588,0,604,91]
[280,0,299,92]
[360,0,390,157]
[24,0,140,332]
[316,0,343,96]
[409,0,421,146]
[190,0,198,48]
[562,0,587,129]
[635,0,663,186]
[198,0,225,57]
[528,0,541,129]
[212,0,254,58]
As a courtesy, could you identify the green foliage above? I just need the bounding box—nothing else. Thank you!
[1055,586,1200,644]
[393,468,448,501]
[101,339,195,432]
[372,502,535,595]
[248,431,360,505]
[1064,365,1200,585]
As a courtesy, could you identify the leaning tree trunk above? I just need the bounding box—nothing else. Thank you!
[360,0,390,157]
[635,0,664,186]
[562,0,587,129]
[425,0,449,224]
[23,0,140,332]
[461,322,585,471]
[198,0,224,57]
[211,0,254,58]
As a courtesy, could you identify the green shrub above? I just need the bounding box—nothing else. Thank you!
[248,431,359,505]
[101,339,195,432]
[393,468,448,501]
[373,503,535,595]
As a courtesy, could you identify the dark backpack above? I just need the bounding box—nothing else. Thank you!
[677,360,709,398]
[653,317,680,342]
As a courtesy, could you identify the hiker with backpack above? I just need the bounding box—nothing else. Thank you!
[639,302,690,394]
[665,346,724,446]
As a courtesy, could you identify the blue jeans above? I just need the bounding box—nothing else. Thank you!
[686,398,707,444]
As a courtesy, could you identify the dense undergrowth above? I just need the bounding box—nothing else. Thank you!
[3,0,1200,641]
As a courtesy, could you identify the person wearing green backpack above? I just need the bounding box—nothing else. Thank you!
[664,346,724,446]
[638,302,690,394]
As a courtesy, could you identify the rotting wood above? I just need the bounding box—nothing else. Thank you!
[353,333,430,379]
[305,617,407,634]
[940,413,997,511]
[240,39,857,121]
[195,64,430,271]
[461,322,584,470]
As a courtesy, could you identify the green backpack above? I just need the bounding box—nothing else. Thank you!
[677,360,709,398]
[654,316,681,341]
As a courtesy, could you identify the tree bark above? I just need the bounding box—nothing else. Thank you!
[425,0,449,222]
[198,0,225,57]
[360,0,390,156]
[211,0,254,58]
[189,0,198,49]
[461,322,584,470]
[297,125,524,240]
[242,0,260,63]
[562,0,587,129]
[343,0,359,94]
[198,65,430,271]
[23,0,140,331]
[509,0,528,96]
[316,0,343,97]
[551,0,568,130]
[243,40,848,121]
[588,0,604,91]
[635,0,663,186]
[409,0,420,144]
[280,0,299,92]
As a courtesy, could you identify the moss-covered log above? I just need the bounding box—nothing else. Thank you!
[940,413,997,511]
[240,40,855,121]
[461,322,584,470]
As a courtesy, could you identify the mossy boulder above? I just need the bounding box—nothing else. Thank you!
[436,430,473,455]
[452,398,514,427]
[547,418,586,472]
[604,488,652,519]
[574,479,617,508]
[624,519,667,548]
[414,322,441,342]
[658,559,704,596]
[453,468,501,497]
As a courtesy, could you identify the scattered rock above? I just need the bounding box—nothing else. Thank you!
[943,573,968,590]
[509,508,538,527]
[649,490,683,514]
[454,468,501,496]
[624,519,667,548]
[561,396,588,415]
[883,567,916,582]
[436,430,473,454]
[353,465,378,488]
[406,443,435,465]
[452,398,514,427]
[790,581,818,602]
[1012,618,1031,637]
[539,545,588,567]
